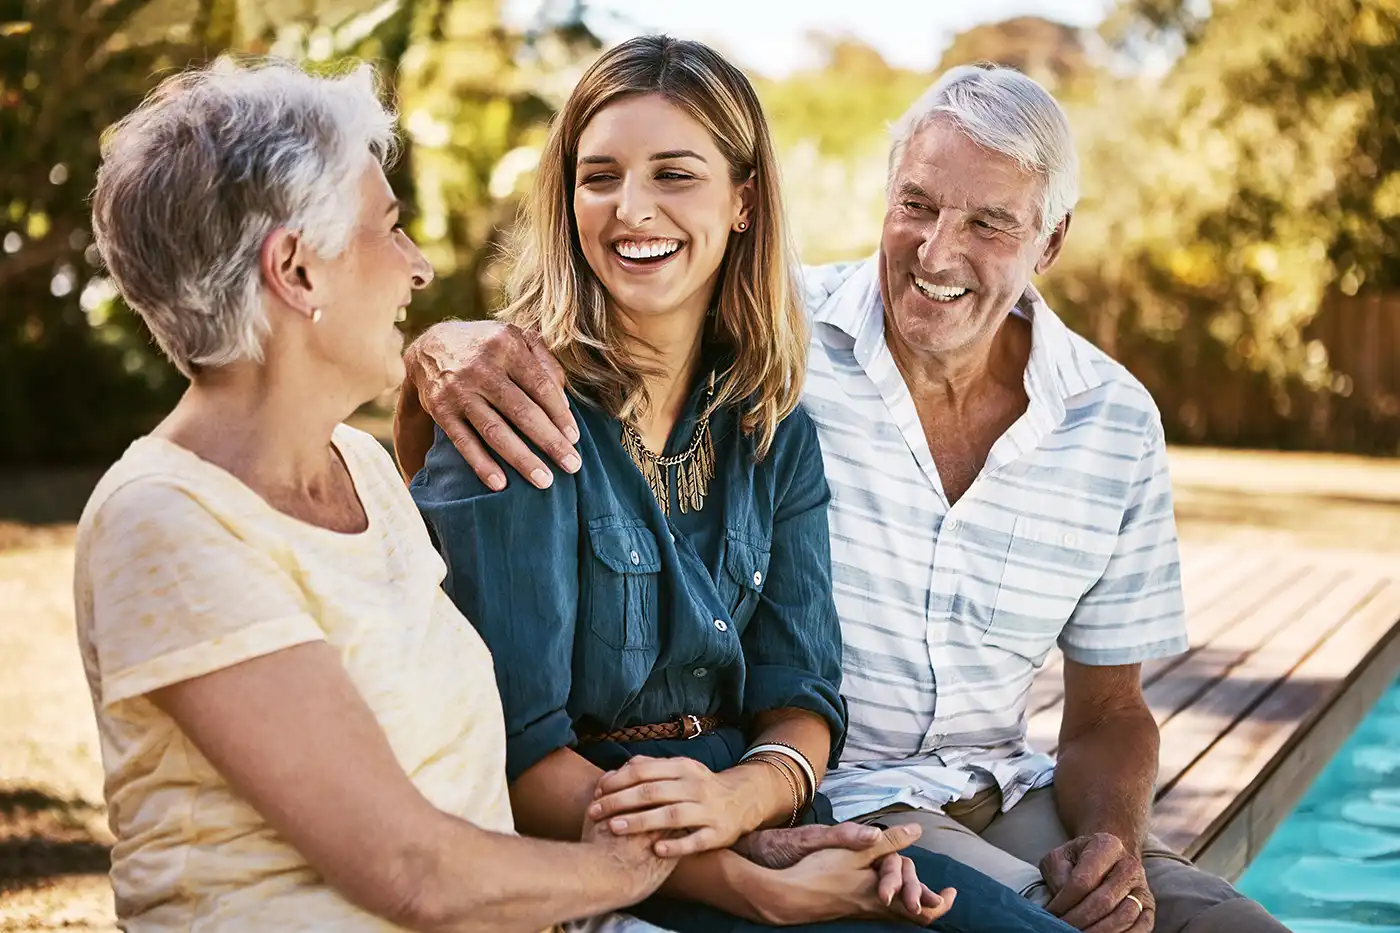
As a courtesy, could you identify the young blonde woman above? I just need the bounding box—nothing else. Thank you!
[406,35,1076,933]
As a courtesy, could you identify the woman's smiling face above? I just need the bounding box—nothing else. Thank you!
[572,92,750,325]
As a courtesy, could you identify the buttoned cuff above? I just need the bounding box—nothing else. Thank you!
[505,709,577,782]
[743,663,848,766]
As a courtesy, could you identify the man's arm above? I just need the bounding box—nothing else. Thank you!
[396,321,580,486]
[1053,660,1157,852]
[1039,419,1187,932]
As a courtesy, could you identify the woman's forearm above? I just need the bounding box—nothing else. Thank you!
[510,746,607,840]
[656,848,775,923]
[735,708,833,830]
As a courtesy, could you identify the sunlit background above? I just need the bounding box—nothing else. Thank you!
[2,0,1396,464]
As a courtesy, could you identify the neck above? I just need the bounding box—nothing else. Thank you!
[155,354,362,497]
[615,301,709,443]
[887,313,1030,412]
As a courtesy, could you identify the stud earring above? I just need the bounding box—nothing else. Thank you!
[736,221,748,232]
[311,309,322,324]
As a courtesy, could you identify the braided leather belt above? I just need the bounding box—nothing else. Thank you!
[577,714,723,745]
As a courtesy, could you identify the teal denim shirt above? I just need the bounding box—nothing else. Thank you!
[411,375,846,782]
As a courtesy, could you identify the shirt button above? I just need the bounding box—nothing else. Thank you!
[693,667,709,678]
[629,549,640,565]
[714,618,729,633]
[752,571,763,586]
[945,519,960,532]
[1062,532,1077,546]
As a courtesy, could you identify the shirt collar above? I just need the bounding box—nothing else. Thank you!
[808,255,1104,405]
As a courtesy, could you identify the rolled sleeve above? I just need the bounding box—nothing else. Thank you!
[1060,422,1190,666]
[411,428,581,780]
[740,409,848,764]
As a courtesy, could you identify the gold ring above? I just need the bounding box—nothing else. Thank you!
[1125,894,1145,915]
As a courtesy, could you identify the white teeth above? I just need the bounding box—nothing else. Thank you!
[394,307,407,323]
[614,238,681,260]
[914,277,968,302]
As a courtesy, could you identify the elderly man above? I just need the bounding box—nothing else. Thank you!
[393,64,1287,933]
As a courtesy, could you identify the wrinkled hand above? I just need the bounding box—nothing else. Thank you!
[581,795,679,905]
[732,822,885,869]
[589,756,761,858]
[1040,833,1155,932]
[757,824,955,927]
[399,320,577,487]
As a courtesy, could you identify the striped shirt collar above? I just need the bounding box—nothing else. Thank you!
[808,253,1105,407]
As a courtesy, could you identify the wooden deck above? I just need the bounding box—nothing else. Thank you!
[1027,541,1400,880]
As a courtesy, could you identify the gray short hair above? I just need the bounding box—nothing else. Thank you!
[887,64,1079,240]
[92,57,398,378]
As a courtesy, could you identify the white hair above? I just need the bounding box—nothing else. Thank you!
[91,57,398,378]
[887,64,1079,240]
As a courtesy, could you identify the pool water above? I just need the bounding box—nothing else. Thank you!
[1236,676,1400,932]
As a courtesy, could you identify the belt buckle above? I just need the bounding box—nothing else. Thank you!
[680,714,704,739]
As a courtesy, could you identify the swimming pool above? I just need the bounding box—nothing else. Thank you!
[1236,675,1400,931]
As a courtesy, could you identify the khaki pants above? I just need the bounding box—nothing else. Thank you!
[860,788,1287,933]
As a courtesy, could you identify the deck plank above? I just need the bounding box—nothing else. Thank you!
[1023,547,1281,733]
[1151,569,1379,792]
[1025,549,1319,751]
[1021,544,1400,874]
[1153,577,1400,859]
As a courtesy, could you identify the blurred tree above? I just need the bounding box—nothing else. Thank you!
[936,16,1091,91]
[0,0,596,463]
[1045,0,1400,449]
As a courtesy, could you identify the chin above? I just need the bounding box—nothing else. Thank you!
[384,356,407,392]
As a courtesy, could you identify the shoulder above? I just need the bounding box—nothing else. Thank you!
[410,412,585,512]
[1059,328,1165,445]
[800,258,876,315]
[762,404,826,486]
[77,440,223,553]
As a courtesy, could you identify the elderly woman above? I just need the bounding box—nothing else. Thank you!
[73,57,686,933]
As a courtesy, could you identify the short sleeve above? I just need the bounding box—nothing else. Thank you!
[84,481,324,707]
[1059,423,1190,665]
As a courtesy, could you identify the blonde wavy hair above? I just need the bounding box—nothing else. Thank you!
[498,35,806,459]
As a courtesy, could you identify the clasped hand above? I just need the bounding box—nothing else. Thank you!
[1040,832,1156,932]
[588,755,759,857]
[587,758,954,926]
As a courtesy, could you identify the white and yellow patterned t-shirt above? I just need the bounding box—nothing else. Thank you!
[72,424,515,932]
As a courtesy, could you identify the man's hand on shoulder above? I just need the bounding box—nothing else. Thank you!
[395,320,579,487]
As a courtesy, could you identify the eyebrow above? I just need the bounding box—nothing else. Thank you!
[978,205,1025,228]
[385,198,405,216]
[897,182,1025,228]
[577,149,708,166]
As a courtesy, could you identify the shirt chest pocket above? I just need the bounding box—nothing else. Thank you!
[585,519,661,651]
[721,534,771,630]
[986,516,1118,665]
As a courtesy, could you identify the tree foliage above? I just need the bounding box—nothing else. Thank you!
[3,0,1396,460]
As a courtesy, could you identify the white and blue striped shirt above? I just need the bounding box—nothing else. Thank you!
[800,257,1190,822]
